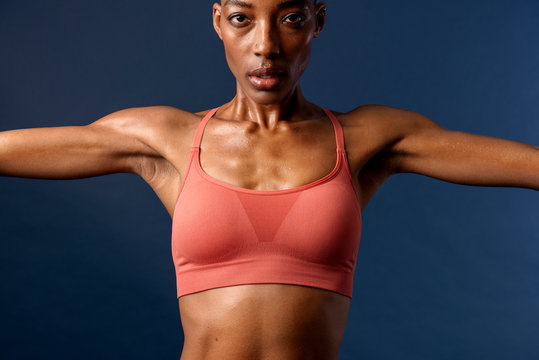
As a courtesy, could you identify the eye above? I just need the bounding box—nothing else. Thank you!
[228,14,250,26]
[282,13,306,25]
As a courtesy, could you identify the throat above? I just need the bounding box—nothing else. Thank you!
[221,87,322,130]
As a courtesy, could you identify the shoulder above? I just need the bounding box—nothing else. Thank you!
[340,104,439,130]
[89,105,215,145]
[335,104,443,146]
[92,106,201,132]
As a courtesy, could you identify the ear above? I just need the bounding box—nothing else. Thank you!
[213,3,223,40]
[314,2,326,38]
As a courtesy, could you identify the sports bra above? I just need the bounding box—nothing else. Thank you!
[171,108,362,298]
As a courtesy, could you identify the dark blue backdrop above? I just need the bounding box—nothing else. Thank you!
[1,1,538,359]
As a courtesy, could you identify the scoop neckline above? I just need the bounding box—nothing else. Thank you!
[193,107,343,195]
[193,148,342,195]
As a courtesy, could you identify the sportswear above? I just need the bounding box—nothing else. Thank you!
[171,108,361,298]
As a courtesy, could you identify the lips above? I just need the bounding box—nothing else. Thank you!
[248,66,286,91]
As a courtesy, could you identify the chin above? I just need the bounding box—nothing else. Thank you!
[235,74,297,105]
[243,82,297,105]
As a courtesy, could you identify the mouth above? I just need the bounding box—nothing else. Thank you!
[247,67,286,91]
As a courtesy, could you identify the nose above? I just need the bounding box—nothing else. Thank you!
[253,21,280,58]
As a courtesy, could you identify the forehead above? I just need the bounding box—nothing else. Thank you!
[221,0,314,8]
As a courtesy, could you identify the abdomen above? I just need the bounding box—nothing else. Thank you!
[178,283,350,360]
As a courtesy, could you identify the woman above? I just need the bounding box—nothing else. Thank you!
[1,0,538,359]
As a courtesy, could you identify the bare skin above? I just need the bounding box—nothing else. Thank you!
[1,0,538,359]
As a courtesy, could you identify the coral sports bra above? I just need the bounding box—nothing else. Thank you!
[171,108,362,298]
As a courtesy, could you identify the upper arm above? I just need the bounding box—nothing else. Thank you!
[89,107,170,176]
[382,107,539,189]
[0,106,171,180]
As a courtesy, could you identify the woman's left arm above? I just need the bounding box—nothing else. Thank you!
[383,107,539,190]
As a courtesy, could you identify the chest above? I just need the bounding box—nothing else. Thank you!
[170,113,363,298]
[198,119,339,191]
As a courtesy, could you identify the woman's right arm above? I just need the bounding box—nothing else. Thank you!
[0,108,162,180]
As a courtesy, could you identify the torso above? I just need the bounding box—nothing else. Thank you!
[134,104,391,359]
[179,284,349,360]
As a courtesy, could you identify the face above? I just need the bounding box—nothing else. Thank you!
[213,0,326,105]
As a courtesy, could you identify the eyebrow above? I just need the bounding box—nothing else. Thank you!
[223,0,308,9]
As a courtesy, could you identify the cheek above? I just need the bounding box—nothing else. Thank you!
[222,38,237,65]
[222,34,249,75]
[286,38,313,75]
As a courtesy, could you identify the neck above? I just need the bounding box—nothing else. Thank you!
[219,84,321,130]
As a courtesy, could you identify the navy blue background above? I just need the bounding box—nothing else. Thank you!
[1,1,538,359]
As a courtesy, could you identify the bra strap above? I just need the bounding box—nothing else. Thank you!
[193,108,343,150]
[191,107,219,148]
[323,108,345,151]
